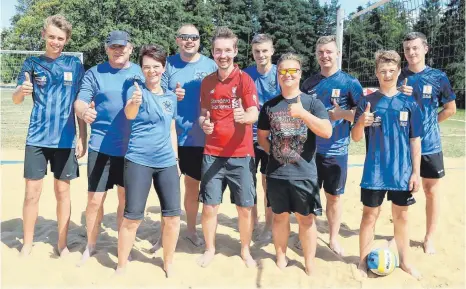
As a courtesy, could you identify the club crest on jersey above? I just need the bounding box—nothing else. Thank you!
[210,89,215,94]
[162,100,174,115]
[422,85,432,98]
[268,80,277,91]
[331,89,341,99]
[399,111,409,126]
[372,115,382,127]
[34,74,47,86]
[64,72,73,86]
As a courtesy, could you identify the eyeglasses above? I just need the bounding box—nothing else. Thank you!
[278,68,301,75]
[177,34,200,41]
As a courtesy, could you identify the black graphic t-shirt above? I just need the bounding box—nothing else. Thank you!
[258,93,329,180]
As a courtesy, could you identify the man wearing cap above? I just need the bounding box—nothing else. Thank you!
[74,30,143,266]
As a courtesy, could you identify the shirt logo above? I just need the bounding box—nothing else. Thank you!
[64,72,73,86]
[400,111,409,127]
[34,74,47,86]
[162,100,174,115]
[372,115,382,127]
[268,80,277,91]
[194,70,209,81]
[331,89,341,99]
[423,85,432,98]
[210,89,215,94]
[252,94,257,105]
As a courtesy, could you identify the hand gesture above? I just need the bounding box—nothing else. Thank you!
[288,95,305,118]
[132,82,143,105]
[21,72,33,97]
[328,99,343,121]
[398,78,413,96]
[358,102,375,127]
[175,82,185,101]
[82,101,97,124]
[233,98,246,124]
[202,111,214,135]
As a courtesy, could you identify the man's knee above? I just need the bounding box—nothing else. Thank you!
[202,205,218,218]
[326,193,340,204]
[361,208,380,226]
[163,216,180,229]
[236,206,252,218]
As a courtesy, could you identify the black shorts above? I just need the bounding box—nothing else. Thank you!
[87,149,124,192]
[316,153,348,195]
[24,145,79,180]
[266,177,322,216]
[420,152,445,179]
[178,146,204,181]
[199,155,256,207]
[124,159,181,220]
[254,142,269,175]
[361,188,416,208]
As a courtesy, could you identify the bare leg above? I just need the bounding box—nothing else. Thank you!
[21,179,43,256]
[272,212,290,269]
[162,216,181,277]
[423,178,440,254]
[116,218,141,274]
[237,206,256,268]
[326,192,344,256]
[54,179,71,256]
[196,204,219,268]
[77,191,107,266]
[184,176,204,246]
[256,175,273,242]
[357,206,381,278]
[392,204,422,280]
[150,216,163,253]
[295,213,317,276]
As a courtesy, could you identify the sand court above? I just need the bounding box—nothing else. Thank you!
[1,150,465,288]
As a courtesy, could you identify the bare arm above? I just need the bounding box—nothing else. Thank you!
[438,101,456,123]
[242,106,259,124]
[301,110,332,139]
[171,120,178,158]
[257,129,271,154]
[351,119,365,142]
[408,137,421,192]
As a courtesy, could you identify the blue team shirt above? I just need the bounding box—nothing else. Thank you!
[244,64,281,141]
[354,91,423,191]
[125,84,177,168]
[162,54,217,147]
[17,55,84,148]
[398,66,456,155]
[77,62,143,156]
[301,70,363,156]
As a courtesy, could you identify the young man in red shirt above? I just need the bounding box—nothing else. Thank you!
[197,26,259,268]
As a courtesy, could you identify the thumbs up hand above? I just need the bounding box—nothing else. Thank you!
[82,100,97,124]
[288,95,305,118]
[21,72,33,96]
[175,82,185,101]
[202,111,214,135]
[328,99,343,121]
[232,98,246,124]
[398,78,413,96]
[359,102,375,127]
[132,81,143,105]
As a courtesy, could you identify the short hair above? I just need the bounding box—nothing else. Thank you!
[211,26,238,49]
[403,32,428,46]
[43,15,72,40]
[139,44,167,67]
[316,35,337,49]
[375,50,401,70]
[177,24,199,35]
[251,34,273,46]
[277,52,302,67]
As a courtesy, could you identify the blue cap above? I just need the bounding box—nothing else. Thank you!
[106,30,131,46]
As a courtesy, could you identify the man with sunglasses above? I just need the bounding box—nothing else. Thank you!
[74,30,143,266]
[243,34,281,243]
[300,35,363,256]
[152,24,217,250]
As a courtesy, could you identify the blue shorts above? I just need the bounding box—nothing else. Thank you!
[124,159,181,220]
[316,153,348,195]
[200,155,256,207]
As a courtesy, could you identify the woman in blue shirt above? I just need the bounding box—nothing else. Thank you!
[116,44,180,277]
